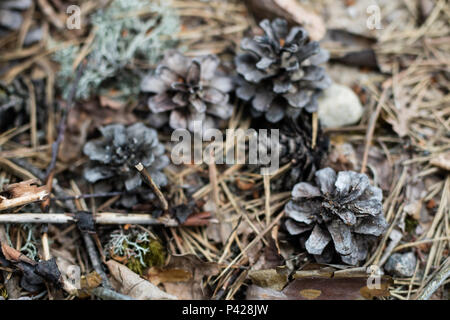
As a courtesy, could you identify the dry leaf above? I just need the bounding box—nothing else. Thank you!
[243,0,326,40]
[106,260,177,300]
[248,268,289,291]
[146,267,192,285]
[1,243,36,265]
[151,254,221,300]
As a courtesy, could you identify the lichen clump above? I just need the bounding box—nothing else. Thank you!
[285,167,388,265]
[107,230,166,275]
[51,0,179,100]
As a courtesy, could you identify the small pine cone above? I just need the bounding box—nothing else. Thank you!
[83,123,169,193]
[271,116,328,191]
[284,167,388,265]
[0,80,28,132]
[235,18,331,123]
[141,50,234,132]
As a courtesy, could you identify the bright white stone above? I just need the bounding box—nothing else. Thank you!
[318,83,363,128]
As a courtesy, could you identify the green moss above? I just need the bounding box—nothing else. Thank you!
[405,216,419,234]
[125,240,166,275]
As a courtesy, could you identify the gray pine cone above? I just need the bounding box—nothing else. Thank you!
[0,80,27,132]
[141,50,234,132]
[83,123,169,192]
[268,117,328,191]
[235,18,331,123]
[284,167,388,265]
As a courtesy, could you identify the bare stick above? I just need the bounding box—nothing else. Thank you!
[0,179,49,211]
[82,232,111,289]
[45,64,83,179]
[134,162,168,210]
[416,257,450,300]
[91,287,135,300]
[311,111,318,149]
[263,174,271,225]
[0,213,178,226]
[361,87,387,174]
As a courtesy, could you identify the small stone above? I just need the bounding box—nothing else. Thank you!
[384,252,416,277]
[318,83,363,128]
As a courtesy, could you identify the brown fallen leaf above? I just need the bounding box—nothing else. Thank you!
[1,243,37,265]
[0,179,48,211]
[236,178,255,191]
[78,272,103,298]
[146,267,192,285]
[248,268,289,291]
[243,0,326,41]
[146,254,221,300]
[106,260,177,300]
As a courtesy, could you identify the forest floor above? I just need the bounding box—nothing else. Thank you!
[0,0,448,300]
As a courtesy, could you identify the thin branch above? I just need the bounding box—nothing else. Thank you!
[416,257,450,300]
[0,213,179,226]
[45,63,84,179]
[134,162,168,210]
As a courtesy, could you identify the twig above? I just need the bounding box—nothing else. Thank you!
[263,174,271,225]
[45,64,84,179]
[0,213,178,226]
[0,179,49,211]
[82,232,111,289]
[311,111,318,149]
[416,257,450,300]
[361,87,388,174]
[52,191,126,201]
[91,287,135,300]
[134,162,168,210]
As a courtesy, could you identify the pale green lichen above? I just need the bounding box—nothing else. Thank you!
[5,224,38,260]
[106,229,165,275]
[50,0,179,100]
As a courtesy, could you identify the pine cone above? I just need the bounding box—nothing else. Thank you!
[141,50,234,132]
[83,123,168,193]
[0,0,31,30]
[267,116,328,191]
[284,167,388,265]
[0,80,26,132]
[235,18,331,123]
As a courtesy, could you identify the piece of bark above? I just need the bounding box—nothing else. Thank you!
[243,0,326,41]
[0,179,48,211]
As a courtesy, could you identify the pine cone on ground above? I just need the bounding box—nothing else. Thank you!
[141,50,234,132]
[0,79,48,133]
[83,123,168,195]
[263,116,329,191]
[235,18,331,123]
[0,80,27,132]
[284,167,388,265]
